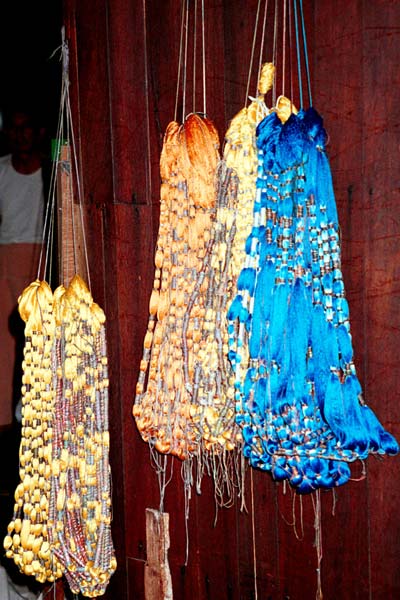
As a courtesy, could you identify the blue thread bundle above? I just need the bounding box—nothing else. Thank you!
[228,107,398,493]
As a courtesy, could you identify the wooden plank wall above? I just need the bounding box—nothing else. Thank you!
[313,2,400,598]
[62,1,400,598]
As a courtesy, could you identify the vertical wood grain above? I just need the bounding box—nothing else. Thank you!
[61,1,400,598]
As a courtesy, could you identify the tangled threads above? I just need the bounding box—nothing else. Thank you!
[133,114,220,460]
[4,276,116,596]
[183,162,241,453]
[228,107,399,493]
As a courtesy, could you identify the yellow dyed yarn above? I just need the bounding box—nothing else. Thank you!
[275,94,298,123]
[4,276,116,597]
[50,275,116,597]
[4,280,63,583]
[220,63,275,387]
[224,63,275,284]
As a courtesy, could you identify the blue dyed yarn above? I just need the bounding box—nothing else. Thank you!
[228,107,399,493]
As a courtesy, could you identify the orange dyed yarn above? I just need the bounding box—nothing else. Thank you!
[133,114,219,460]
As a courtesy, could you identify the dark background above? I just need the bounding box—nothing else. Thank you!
[0,1,62,151]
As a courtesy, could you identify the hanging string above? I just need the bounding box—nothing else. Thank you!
[38,32,69,281]
[182,0,190,121]
[312,491,323,600]
[282,0,287,97]
[331,488,337,516]
[201,0,206,115]
[67,125,77,285]
[182,460,193,566]
[245,0,262,106]
[174,0,186,122]
[193,0,197,113]
[272,0,278,105]
[288,0,294,103]
[255,0,269,97]
[293,0,303,108]
[154,453,174,513]
[292,493,304,541]
[39,31,91,289]
[59,35,73,284]
[175,0,208,119]
[299,0,312,106]
[65,58,91,289]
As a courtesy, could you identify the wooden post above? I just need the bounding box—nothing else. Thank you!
[57,143,87,286]
[145,509,173,600]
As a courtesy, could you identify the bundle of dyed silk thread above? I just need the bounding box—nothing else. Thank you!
[48,276,116,596]
[4,32,116,595]
[172,63,280,493]
[4,276,116,596]
[134,114,220,461]
[181,161,241,477]
[3,281,63,584]
[224,62,274,390]
[224,62,274,280]
[228,104,399,493]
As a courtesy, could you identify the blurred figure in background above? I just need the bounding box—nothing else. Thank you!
[0,108,45,436]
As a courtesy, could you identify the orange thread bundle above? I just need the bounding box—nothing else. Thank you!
[133,114,219,460]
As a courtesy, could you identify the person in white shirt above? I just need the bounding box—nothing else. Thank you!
[0,109,45,429]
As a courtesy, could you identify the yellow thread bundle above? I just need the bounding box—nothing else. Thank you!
[221,65,297,391]
[258,62,275,95]
[224,63,275,284]
[4,280,63,583]
[4,276,116,596]
[50,275,116,597]
[221,63,275,386]
[275,94,298,123]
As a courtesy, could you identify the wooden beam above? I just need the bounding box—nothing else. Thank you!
[145,508,173,600]
[57,143,87,286]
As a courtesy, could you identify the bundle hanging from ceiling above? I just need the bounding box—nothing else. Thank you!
[133,0,246,507]
[227,0,399,495]
[3,31,116,596]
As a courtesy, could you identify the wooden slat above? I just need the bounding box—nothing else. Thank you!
[362,1,400,598]
[313,2,371,599]
[57,143,86,285]
[145,509,173,600]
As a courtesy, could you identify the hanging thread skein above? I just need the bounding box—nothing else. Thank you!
[133,114,219,461]
[228,105,398,493]
[4,277,116,596]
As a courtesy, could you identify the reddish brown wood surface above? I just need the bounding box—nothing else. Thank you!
[62,1,400,598]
